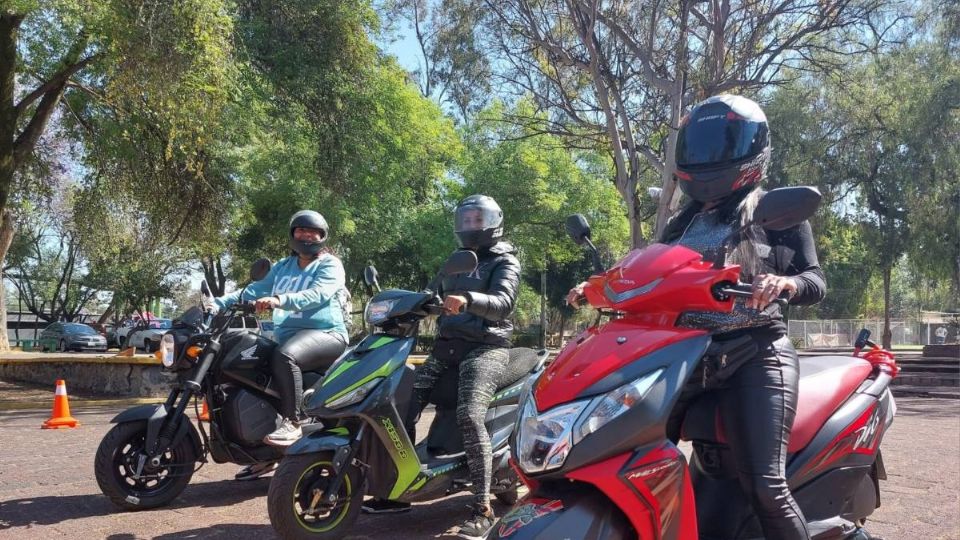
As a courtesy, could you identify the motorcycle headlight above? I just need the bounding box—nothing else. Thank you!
[325,377,383,409]
[365,299,397,325]
[516,397,589,474]
[158,334,176,368]
[573,368,664,444]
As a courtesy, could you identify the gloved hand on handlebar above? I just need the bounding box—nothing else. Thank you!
[747,274,797,310]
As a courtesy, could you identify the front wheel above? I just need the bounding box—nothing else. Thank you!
[267,452,365,540]
[94,421,197,510]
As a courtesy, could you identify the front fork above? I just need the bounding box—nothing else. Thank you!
[148,347,219,459]
[306,423,368,512]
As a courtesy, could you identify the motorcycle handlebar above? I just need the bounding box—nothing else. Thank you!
[715,282,789,307]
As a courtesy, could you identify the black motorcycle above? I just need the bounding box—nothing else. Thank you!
[94,259,339,510]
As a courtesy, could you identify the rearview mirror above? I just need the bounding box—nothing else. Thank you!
[565,214,592,246]
[180,306,204,326]
[250,258,272,282]
[753,187,822,231]
[443,250,479,276]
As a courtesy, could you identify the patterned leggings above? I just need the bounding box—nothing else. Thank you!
[406,344,509,507]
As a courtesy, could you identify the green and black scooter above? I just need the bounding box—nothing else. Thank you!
[266,250,548,539]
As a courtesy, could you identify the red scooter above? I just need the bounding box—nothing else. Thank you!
[489,187,897,540]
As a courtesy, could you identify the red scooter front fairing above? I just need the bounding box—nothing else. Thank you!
[489,242,897,540]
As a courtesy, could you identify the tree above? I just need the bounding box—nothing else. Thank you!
[4,212,100,322]
[230,1,461,283]
[0,0,236,349]
[430,0,898,247]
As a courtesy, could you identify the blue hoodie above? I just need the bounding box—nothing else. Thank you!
[214,253,348,344]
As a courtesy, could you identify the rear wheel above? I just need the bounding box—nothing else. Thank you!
[268,452,365,539]
[94,421,197,510]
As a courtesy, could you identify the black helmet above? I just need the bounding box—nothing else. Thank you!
[288,210,329,257]
[675,94,770,203]
[454,194,503,250]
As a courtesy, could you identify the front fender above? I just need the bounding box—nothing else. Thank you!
[110,404,202,458]
[286,431,351,456]
[112,404,166,452]
[490,490,632,540]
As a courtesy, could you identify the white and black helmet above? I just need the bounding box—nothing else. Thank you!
[288,210,329,256]
[454,194,503,250]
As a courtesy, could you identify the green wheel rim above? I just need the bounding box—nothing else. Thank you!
[293,460,354,533]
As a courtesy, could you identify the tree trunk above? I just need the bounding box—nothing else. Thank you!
[0,14,22,217]
[654,5,689,239]
[97,305,114,325]
[539,269,547,349]
[0,210,16,351]
[882,265,892,349]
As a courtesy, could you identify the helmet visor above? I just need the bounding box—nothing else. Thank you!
[676,106,768,168]
[455,205,501,232]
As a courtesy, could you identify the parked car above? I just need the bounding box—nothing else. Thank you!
[39,322,108,353]
[114,319,138,348]
[124,318,173,352]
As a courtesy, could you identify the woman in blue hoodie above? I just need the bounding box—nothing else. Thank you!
[212,210,348,462]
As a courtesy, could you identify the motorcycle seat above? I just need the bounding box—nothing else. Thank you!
[789,355,874,452]
[682,355,873,454]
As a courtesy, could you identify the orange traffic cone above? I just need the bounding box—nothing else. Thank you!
[198,399,210,422]
[42,380,80,429]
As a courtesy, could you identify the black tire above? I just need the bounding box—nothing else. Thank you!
[495,486,519,506]
[145,340,156,353]
[267,452,365,540]
[94,421,197,510]
[58,339,67,352]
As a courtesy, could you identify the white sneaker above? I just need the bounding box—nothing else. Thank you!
[264,419,303,447]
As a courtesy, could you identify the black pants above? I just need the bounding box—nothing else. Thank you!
[271,329,346,420]
[669,334,810,540]
[406,343,509,508]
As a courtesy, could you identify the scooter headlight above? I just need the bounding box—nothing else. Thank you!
[573,368,663,444]
[516,397,589,474]
[158,334,176,368]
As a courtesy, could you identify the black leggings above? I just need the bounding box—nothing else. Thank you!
[272,329,346,419]
[406,344,509,508]
[670,334,810,540]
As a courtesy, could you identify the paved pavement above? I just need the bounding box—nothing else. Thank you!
[0,382,957,540]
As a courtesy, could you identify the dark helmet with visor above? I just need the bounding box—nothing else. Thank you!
[288,210,329,257]
[454,194,503,250]
[674,94,770,203]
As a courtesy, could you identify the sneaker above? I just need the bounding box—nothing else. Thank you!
[455,503,496,540]
[234,461,278,481]
[361,498,412,514]
[263,418,302,446]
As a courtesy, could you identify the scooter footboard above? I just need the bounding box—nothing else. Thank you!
[488,486,632,540]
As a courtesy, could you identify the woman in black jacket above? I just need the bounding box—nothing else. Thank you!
[364,195,521,540]
[570,95,824,540]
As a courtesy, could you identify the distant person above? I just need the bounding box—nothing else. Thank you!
[935,325,948,345]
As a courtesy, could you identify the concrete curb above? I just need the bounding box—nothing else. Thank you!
[0,396,166,411]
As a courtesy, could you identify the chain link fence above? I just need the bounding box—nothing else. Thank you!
[787,318,960,348]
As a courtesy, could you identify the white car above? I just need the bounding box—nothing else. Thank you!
[124,319,173,352]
